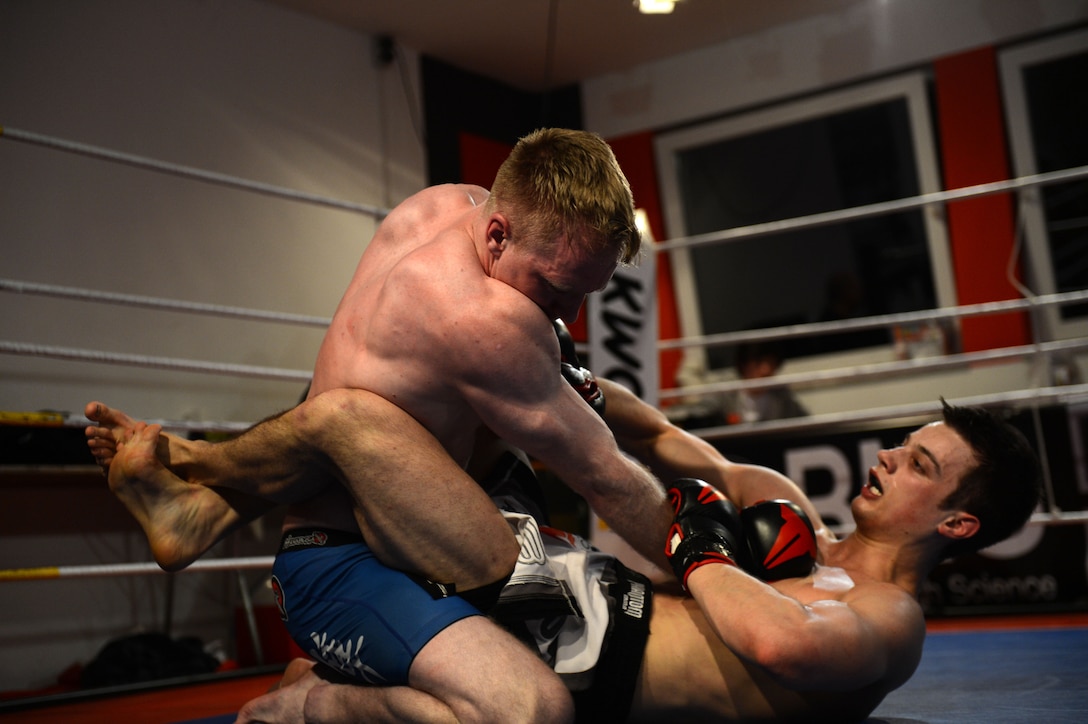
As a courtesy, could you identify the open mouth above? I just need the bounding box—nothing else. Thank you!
[867,469,884,497]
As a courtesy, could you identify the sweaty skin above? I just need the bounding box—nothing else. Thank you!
[296,183,671,576]
[88,182,670,583]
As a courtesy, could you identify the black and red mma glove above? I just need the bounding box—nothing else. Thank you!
[664,478,744,589]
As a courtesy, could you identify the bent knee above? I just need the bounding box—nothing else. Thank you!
[296,389,380,434]
[411,618,574,723]
[301,681,343,724]
[494,526,520,575]
[533,675,575,724]
[464,515,519,592]
[441,674,573,724]
[496,673,574,724]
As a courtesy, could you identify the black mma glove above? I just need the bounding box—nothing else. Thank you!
[553,319,580,367]
[560,362,605,416]
[740,500,817,581]
[553,319,605,416]
[664,478,744,589]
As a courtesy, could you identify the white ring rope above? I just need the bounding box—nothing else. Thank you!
[0,125,391,219]
[5,503,1087,584]
[5,123,1082,253]
[7,327,1074,412]
[658,289,1088,352]
[688,383,1088,440]
[655,163,1088,252]
[0,556,275,582]
[661,337,1088,400]
[0,278,332,327]
[1,284,1082,391]
[0,340,312,384]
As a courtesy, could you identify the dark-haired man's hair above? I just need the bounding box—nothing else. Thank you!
[938,400,1042,559]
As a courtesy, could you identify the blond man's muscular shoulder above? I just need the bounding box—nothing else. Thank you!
[383,183,489,230]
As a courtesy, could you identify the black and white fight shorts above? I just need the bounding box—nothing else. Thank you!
[492,504,653,723]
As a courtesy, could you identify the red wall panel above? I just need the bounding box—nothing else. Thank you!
[607,131,682,392]
[933,46,1031,350]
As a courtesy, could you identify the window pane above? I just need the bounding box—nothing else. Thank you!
[1023,50,1088,321]
[674,98,935,368]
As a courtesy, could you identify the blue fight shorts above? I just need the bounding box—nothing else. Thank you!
[270,528,481,685]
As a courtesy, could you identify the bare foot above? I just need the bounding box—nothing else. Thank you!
[236,660,321,724]
[85,401,144,474]
[104,414,237,572]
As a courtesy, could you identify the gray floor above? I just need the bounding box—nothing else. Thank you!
[867,627,1088,724]
[175,626,1088,724]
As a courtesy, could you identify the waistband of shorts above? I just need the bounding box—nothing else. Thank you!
[572,559,653,723]
[277,527,365,553]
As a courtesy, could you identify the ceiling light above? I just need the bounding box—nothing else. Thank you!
[636,0,679,15]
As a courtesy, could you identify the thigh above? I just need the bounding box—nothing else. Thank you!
[272,541,480,686]
[409,615,572,723]
[305,389,519,590]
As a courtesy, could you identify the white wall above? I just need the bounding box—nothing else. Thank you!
[0,0,423,692]
[584,0,1088,139]
[1,0,425,427]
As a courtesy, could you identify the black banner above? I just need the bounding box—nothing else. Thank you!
[711,404,1088,615]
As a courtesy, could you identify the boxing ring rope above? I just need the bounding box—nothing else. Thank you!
[658,294,1088,401]
[654,164,1088,252]
[0,277,324,387]
[667,344,1084,400]
[0,278,333,328]
[0,557,276,582]
[2,128,1086,624]
[0,339,312,387]
[6,499,1088,585]
[656,291,1088,358]
[5,287,1085,430]
[0,125,391,219]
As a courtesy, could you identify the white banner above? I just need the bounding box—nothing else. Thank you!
[587,211,666,578]
[587,210,659,407]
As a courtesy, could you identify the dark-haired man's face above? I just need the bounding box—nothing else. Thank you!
[855,421,978,539]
